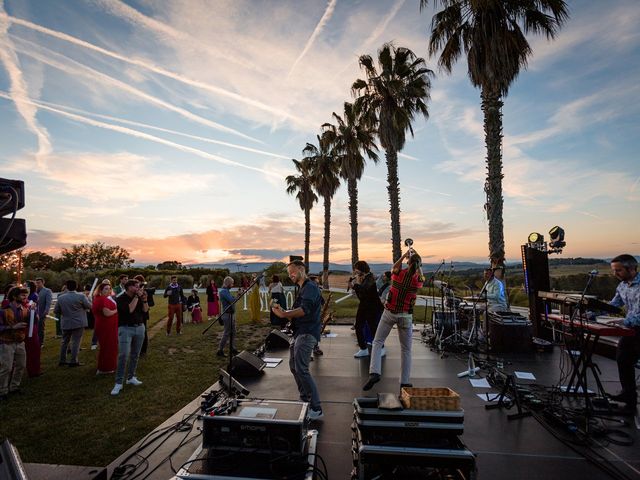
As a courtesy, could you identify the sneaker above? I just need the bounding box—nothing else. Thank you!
[314,346,324,356]
[308,408,324,420]
[126,377,143,386]
[354,349,370,358]
[216,350,226,357]
[90,344,98,350]
[111,384,123,396]
[380,347,386,357]
[363,373,381,391]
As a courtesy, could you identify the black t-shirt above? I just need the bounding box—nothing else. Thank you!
[116,294,145,327]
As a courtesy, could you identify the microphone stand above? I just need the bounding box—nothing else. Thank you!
[202,273,263,396]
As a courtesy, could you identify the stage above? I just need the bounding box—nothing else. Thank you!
[99,324,640,480]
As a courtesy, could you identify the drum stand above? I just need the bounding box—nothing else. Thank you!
[465,280,489,352]
[434,285,465,352]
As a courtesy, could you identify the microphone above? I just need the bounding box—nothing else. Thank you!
[589,270,598,276]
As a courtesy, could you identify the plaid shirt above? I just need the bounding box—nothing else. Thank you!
[611,272,640,327]
[385,268,422,314]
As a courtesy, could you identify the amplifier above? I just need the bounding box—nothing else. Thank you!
[489,316,533,353]
[202,399,309,455]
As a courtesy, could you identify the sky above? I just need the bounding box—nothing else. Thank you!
[0,0,638,267]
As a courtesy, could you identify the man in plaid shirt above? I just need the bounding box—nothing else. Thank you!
[364,249,423,391]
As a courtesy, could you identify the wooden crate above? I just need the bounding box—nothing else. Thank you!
[401,387,460,411]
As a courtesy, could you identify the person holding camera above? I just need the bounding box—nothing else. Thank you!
[364,250,423,391]
[350,261,384,359]
[111,280,148,396]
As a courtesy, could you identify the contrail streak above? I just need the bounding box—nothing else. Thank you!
[13,36,261,143]
[0,91,281,178]
[0,1,51,168]
[27,96,290,160]
[287,0,337,78]
[4,12,303,125]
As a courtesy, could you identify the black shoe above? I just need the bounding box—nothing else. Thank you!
[314,347,324,356]
[231,349,239,355]
[400,383,413,388]
[58,361,67,367]
[216,350,226,357]
[0,394,7,402]
[68,362,84,367]
[8,389,22,396]
[363,373,381,391]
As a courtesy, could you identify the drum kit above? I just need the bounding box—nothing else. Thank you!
[428,282,489,353]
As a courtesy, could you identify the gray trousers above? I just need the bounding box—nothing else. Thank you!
[0,342,26,395]
[369,310,413,385]
[59,327,84,364]
[218,313,236,351]
[289,334,321,411]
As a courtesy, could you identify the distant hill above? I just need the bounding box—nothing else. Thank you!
[187,260,489,274]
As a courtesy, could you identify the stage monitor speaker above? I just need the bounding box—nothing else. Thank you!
[265,329,291,349]
[230,350,266,377]
[0,178,25,217]
[0,218,27,255]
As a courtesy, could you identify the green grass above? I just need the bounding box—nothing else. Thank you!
[0,295,272,466]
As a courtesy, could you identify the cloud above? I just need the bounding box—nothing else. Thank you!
[0,91,282,178]
[11,36,261,142]
[0,2,51,167]
[5,11,304,125]
[42,151,217,203]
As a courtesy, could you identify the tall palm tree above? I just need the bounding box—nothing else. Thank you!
[421,0,568,267]
[322,102,379,267]
[304,135,340,288]
[285,158,318,272]
[352,43,434,262]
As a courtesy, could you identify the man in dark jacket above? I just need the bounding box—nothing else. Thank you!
[54,280,91,366]
[163,276,184,335]
[271,260,323,420]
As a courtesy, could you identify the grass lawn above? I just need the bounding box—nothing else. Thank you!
[0,296,272,466]
[0,292,432,467]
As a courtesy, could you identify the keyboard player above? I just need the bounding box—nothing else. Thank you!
[607,254,640,408]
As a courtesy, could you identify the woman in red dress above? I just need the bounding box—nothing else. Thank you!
[92,283,118,374]
[24,281,41,377]
[206,279,219,319]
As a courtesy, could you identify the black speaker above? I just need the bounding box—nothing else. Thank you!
[0,218,26,255]
[230,351,266,377]
[0,178,25,217]
[265,329,291,349]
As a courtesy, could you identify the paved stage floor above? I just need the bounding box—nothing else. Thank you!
[101,324,640,479]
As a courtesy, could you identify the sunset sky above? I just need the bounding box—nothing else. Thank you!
[0,0,638,267]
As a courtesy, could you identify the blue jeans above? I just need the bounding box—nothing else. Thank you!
[115,325,145,384]
[289,334,321,411]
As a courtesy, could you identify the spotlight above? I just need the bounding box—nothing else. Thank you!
[549,226,566,250]
[528,232,544,244]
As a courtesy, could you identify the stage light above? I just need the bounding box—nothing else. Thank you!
[549,226,566,250]
[528,232,543,244]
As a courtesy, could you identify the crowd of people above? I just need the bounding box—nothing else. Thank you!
[0,275,220,400]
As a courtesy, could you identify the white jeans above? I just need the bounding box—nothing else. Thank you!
[369,310,413,384]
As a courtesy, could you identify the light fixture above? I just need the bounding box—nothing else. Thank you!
[548,226,566,250]
[528,232,544,244]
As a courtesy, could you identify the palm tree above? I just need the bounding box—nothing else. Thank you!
[304,135,340,288]
[421,0,568,267]
[285,158,318,272]
[322,102,379,267]
[352,43,434,262]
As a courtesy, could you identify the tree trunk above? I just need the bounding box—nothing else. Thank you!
[322,197,331,289]
[481,89,505,268]
[304,207,311,273]
[385,147,402,262]
[348,177,359,267]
